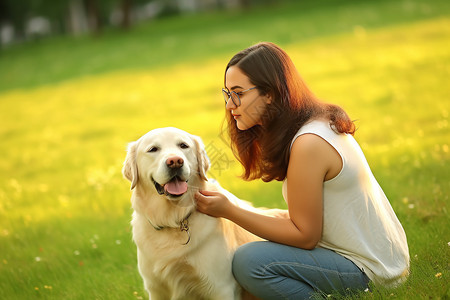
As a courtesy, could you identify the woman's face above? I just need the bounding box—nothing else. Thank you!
[224,66,271,131]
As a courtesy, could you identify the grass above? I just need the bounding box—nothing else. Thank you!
[0,0,449,299]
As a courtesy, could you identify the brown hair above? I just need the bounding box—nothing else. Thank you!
[224,42,355,182]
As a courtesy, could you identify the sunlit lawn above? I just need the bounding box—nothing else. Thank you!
[0,0,449,299]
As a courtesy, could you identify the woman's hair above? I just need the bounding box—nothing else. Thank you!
[224,42,355,182]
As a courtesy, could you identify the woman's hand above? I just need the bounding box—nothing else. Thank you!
[195,190,234,218]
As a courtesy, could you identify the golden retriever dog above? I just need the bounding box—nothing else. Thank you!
[122,127,282,300]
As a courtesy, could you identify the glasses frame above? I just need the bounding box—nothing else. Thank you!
[222,87,257,107]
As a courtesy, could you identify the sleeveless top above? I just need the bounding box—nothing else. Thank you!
[282,120,410,286]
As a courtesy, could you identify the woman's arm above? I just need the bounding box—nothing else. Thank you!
[196,134,340,249]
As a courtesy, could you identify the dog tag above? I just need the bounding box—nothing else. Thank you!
[180,219,190,245]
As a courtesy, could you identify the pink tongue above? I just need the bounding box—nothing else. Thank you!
[164,179,188,195]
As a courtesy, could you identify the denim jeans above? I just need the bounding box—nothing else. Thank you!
[232,241,370,299]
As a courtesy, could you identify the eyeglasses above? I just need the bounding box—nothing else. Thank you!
[222,87,257,107]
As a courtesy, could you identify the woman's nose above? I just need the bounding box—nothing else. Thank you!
[225,98,236,110]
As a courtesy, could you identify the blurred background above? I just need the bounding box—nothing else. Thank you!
[0,0,449,299]
[0,0,268,44]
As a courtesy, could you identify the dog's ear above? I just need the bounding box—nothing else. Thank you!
[122,141,138,190]
[192,135,210,181]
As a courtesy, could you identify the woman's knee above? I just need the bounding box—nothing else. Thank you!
[232,241,267,284]
[233,242,307,299]
[232,242,256,279]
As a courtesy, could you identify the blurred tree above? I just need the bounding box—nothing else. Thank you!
[84,0,101,33]
[84,0,124,33]
[0,0,28,38]
[68,0,89,35]
[238,0,251,9]
[0,0,69,38]
[120,0,132,29]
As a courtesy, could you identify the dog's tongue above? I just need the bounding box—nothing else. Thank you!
[164,178,188,195]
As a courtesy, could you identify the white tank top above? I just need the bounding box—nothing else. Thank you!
[282,120,409,286]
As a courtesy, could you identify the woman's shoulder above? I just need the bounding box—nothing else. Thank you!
[290,118,336,148]
[290,133,335,164]
[289,130,343,181]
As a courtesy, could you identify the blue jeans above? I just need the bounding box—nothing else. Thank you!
[232,241,370,299]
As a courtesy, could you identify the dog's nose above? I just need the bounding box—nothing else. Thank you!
[166,156,184,169]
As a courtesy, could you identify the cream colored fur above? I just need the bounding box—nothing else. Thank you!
[122,127,274,300]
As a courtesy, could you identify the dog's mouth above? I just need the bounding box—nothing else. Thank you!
[153,176,188,198]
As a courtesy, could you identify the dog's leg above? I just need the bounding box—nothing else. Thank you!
[145,280,172,300]
[148,288,171,300]
[136,250,171,300]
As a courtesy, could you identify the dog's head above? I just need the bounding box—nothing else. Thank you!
[122,127,209,203]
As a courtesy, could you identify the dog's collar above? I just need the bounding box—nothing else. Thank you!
[146,210,192,245]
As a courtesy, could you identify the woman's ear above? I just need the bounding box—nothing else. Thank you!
[265,92,273,105]
[191,135,210,181]
[122,141,138,190]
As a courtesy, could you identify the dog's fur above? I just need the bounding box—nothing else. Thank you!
[123,127,277,300]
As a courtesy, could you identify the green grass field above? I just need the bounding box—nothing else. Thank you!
[0,0,449,298]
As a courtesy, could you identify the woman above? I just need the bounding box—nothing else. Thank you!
[195,42,409,299]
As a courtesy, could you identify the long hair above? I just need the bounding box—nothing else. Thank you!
[224,42,355,182]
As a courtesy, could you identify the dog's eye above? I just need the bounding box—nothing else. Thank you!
[147,146,159,153]
[179,143,189,149]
